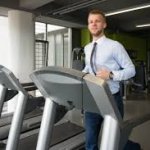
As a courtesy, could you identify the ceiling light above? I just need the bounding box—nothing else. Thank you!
[136,23,150,28]
[50,0,106,15]
[105,3,150,16]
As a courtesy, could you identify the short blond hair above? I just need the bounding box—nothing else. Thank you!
[88,9,106,22]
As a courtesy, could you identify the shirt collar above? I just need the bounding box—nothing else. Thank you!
[92,35,106,45]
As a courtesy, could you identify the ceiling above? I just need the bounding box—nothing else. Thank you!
[0,0,150,37]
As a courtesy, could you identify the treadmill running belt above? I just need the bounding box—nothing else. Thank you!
[18,122,84,150]
[0,108,42,127]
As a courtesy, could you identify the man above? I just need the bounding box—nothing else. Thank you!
[82,9,135,150]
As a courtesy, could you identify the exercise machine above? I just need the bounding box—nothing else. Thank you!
[0,65,81,150]
[31,66,150,150]
[72,47,85,71]
[0,65,46,150]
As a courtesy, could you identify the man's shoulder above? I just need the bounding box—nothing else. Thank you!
[105,37,118,44]
[84,42,92,49]
[105,37,123,47]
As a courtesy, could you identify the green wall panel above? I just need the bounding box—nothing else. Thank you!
[81,28,147,61]
[81,28,91,47]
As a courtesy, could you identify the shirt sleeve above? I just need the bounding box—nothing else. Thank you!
[112,42,136,81]
[82,45,89,73]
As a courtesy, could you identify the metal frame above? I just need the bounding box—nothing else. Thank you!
[36,98,56,150]
[0,65,28,150]
[0,84,7,117]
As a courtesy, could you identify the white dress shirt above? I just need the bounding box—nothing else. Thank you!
[82,35,135,94]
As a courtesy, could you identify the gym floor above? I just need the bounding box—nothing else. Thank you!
[124,91,150,150]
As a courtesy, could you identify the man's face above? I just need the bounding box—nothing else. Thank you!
[88,14,107,36]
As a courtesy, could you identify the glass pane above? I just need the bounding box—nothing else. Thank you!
[35,22,46,40]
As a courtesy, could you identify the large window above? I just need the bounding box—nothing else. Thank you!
[35,22,71,69]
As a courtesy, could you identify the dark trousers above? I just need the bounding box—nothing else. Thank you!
[85,91,124,150]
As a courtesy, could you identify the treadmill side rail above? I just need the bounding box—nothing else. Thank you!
[6,92,28,150]
[36,98,56,150]
[0,84,7,117]
[0,65,28,150]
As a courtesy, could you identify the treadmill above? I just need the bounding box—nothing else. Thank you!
[0,82,45,141]
[30,66,150,150]
[2,65,150,150]
[0,65,47,150]
[0,65,83,150]
[30,66,122,150]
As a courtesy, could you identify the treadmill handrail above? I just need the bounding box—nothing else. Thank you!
[0,65,27,94]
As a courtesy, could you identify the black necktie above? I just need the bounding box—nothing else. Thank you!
[90,42,97,75]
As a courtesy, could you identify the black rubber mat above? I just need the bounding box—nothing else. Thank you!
[17,122,84,150]
[0,108,42,127]
[0,108,42,140]
[50,121,84,146]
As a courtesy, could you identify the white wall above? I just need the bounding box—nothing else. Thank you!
[0,16,10,68]
[7,10,35,112]
[8,10,35,82]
